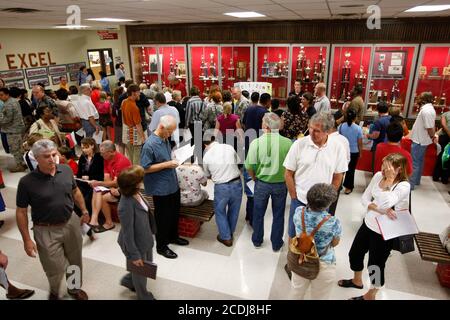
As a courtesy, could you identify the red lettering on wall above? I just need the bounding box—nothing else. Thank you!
[28,53,38,67]
[18,53,28,68]
[38,52,47,66]
[6,54,16,69]
[47,52,56,65]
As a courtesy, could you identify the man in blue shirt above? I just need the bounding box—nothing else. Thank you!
[141,115,189,259]
[366,101,391,173]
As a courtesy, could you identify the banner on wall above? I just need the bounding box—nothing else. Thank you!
[234,82,272,96]
[0,69,24,81]
[97,30,118,40]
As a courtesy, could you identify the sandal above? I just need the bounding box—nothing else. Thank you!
[349,295,365,300]
[338,279,363,289]
[93,224,115,233]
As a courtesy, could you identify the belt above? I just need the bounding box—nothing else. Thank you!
[223,176,241,184]
[33,220,69,227]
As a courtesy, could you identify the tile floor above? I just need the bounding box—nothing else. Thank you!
[0,149,449,300]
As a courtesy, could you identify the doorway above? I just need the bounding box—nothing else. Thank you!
[87,48,114,80]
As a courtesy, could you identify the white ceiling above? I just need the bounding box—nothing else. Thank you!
[0,0,449,29]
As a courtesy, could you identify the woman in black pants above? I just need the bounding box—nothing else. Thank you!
[338,153,410,300]
[433,111,450,184]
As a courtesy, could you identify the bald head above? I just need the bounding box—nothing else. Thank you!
[32,85,45,100]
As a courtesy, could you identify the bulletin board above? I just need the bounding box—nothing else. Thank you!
[372,50,407,79]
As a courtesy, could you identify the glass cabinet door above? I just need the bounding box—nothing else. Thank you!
[409,44,450,117]
[130,46,159,87]
[220,45,252,92]
[189,45,220,98]
[255,45,290,102]
[329,45,373,110]
[159,45,187,93]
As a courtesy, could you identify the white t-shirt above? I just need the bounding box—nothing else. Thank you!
[74,95,99,120]
[411,103,436,146]
[203,142,241,184]
[329,131,351,163]
[283,135,348,204]
[314,95,331,113]
[361,172,410,234]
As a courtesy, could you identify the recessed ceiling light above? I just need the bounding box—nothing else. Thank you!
[85,18,136,22]
[224,12,266,18]
[405,5,450,12]
[53,25,89,29]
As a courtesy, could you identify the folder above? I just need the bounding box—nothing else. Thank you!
[126,260,157,279]
[375,210,419,241]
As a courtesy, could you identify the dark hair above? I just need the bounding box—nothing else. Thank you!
[271,99,280,110]
[377,101,389,114]
[80,66,86,71]
[99,71,107,78]
[81,137,99,153]
[346,108,357,126]
[9,87,21,98]
[115,63,121,70]
[114,87,124,103]
[259,93,271,105]
[69,85,78,95]
[119,76,126,83]
[386,121,404,143]
[55,88,69,100]
[154,92,166,104]
[127,84,140,95]
[59,75,66,81]
[36,105,51,119]
[118,165,145,197]
[242,90,250,99]
[287,95,300,114]
[420,92,434,104]
[222,90,232,102]
[212,91,222,104]
[124,79,134,88]
[302,92,314,106]
[250,92,260,103]
[353,84,363,96]
[20,89,28,99]
[190,85,200,96]
[86,68,95,80]
[58,146,73,159]
[0,87,10,95]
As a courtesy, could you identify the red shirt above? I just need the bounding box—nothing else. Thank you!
[217,114,239,135]
[170,81,187,98]
[104,152,132,180]
[61,159,78,175]
[374,143,413,175]
[91,89,101,107]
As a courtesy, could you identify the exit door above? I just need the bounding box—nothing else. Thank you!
[87,48,114,80]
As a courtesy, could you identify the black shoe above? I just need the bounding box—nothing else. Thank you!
[120,279,136,292]
[0,220,4,229]
[284,264,292,280]
[157,247,178,259]
[170,237,189,246]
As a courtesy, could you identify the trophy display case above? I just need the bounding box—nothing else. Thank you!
[189,45,220,97]
[329,45,373,109]
[366,45,418,116]
[409,44,450,117]
[220,45,252,91]
[290,45,329,94]
[130,45,159,87]
[255,45,290,100]
[158,46,188,90]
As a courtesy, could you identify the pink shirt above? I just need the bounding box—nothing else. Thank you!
[217,114,239,135]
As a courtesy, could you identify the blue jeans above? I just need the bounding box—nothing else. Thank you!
[243,168,254,224]
[410,142,428,188]
[288,198,306,238]
[214,180,243,241]
[81,119,97,138]
[1,132,9,153]
[252,180,287,250]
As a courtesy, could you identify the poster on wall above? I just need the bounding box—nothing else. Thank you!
[51,74,67,85]
[372,51,407,79]
[234,82,272,96]
[69,71,79,82]
[0,69,24,81]
[26,67,48,78]
[48,65,67,75]
[149,54,162,74]
[67,62,86,72]
[5,80,25,89]
[28,76,49,87]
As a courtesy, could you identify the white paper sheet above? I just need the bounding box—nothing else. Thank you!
[246,180,255,194]
[183,129,192,142]
[92,130,103,144]
[81,223,91,236]
[0,268,8,291]
[375,210,419,241]
[94,186,110,193]
[173,144,195,164]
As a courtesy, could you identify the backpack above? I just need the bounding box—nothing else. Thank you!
[287,207,331,280]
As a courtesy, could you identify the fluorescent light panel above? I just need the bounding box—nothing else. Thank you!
[224,12,266,18]
[405,5,450,12]
[53,25,89,29]
[85,18,136,22]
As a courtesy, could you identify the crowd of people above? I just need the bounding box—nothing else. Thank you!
[0,70,447,301]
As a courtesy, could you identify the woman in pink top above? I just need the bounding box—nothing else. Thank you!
[95,91,113,141]
[215,102,243,150]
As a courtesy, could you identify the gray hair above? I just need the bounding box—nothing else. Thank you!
[172,90,181,100]
[262,112,281,130]
[149,83,160,92]
[32,139,57,158]
[232,86,241,93]
[306,183,337,212]
[160,115,177,128]
[310,112,335,132]
[80,83,91,93]
[100,140,116,152]
[143,88,154,99]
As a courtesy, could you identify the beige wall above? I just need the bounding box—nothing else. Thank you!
[0,27,129,91]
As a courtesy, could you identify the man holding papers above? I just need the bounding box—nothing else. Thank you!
[338,153,411,300]
[141,115,189,259]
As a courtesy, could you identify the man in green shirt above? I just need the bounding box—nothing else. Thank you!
[245,113,292,252]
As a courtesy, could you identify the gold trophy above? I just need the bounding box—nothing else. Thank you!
[209,53,216,79]
[200,55,208,79]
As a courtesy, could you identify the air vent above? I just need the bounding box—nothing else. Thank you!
[1,7,45,13]
[340,4,365,8]
[130,20,145,24]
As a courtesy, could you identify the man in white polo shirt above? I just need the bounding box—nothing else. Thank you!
[74,84,100,138]
[284,112,348,238]
[410,92,436,190]
[313,83,331,113]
